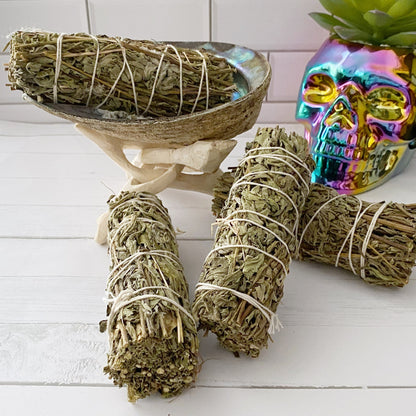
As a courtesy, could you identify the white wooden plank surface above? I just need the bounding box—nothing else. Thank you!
[0,240,415,325]
[1,122,416,241]
[0,123,261,240]
[2,386,416,416]
[2,322,416,388]
[0,237,416,388]
[0,103,71,123]
[0,121,75,137]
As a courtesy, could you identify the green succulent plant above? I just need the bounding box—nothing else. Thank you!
[311,0,416,47]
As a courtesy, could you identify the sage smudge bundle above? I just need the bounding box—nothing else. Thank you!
[297,184,416,287]
[214,175,416,287]
[102,191,199,401]
[6,31,236,117]
[193,127,314,357]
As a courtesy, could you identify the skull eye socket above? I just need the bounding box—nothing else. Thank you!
[366,88,407,121]
[303,74,337,105]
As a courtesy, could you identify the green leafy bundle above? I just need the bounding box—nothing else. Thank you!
[311,0,416,47]
[6,30,236,117]
[103,191,199,401]
[193,127,314,357]
[213,176,416,287]
[298,183,416,287]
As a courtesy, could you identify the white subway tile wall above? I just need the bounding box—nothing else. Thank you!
[211,0,327,51]
[268,51,315,102]
[0,0,89,49]
[88,0,210,40]
[0,0,327,123]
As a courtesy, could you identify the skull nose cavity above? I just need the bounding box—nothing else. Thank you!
[324,99,355,130]
[334,102,344,111]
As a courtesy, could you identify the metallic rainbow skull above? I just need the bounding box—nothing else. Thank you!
[296,38,416,194]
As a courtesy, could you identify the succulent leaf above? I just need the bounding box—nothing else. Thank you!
[351,0,396,12]
[333,25,375,42]
[363,10,393,28]
[387,0,416,19]
[313,0,416,47]
[309,12,350,31]
[343,0,387,12]
[377,0,399,11]
[342,0,368,12]
[383,31,416,46]
[319,0,372,30]
[386,16,416,36]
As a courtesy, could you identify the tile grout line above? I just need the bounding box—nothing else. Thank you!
[85,0,92,34]
[209,0,213,42]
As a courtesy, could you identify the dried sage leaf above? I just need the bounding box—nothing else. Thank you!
[104,191,199,401]
[6,30,236,117]
[297,183,416,287]
[193,126,314,357]
[214,172,416,287]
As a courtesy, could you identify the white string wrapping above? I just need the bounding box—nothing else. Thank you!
[86,34,100,107]
[106,196,198,344]
[245,146,313,176]
[111,197,170,220]
[167,45,183,115]
[239,153,311,197]
[204,243,288,278]
[201,143,310,336]
[109,216,176,251]
[296,194,346,258]
[334,198,363,272]
[234,170,304,193]
[89,40,186,115]
[195,283,282,335]
[360,201,389,280]
[106,285,182,304]
[53,33,65,103]
[228,150,311,238]
[228,180,300,232]
[221,209,295,239]
[96,38,128,109]
[298,193,390,280]
[107,249,181,292]
[121,41,139,115]
[335,201,376,275]
[142,45,168,115]
[143,44,185,116]
[107,288,196,337]
[108,198,177,274]
[217,217,291,258]
[191,50,209,113]
[52,36,207,117]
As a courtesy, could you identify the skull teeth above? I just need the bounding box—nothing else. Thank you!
[313,134,376,161]
[312,148,399,192]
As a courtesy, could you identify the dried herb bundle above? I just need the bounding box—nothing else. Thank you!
[6,30,236,117]
[103,191,199,401]
[193,127,314,357]
[214,176,416,287]
[297,184,416,287]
